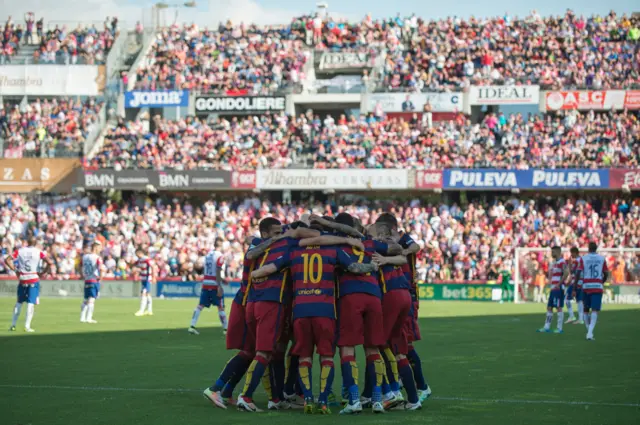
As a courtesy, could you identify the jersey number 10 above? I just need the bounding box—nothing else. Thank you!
[302,253,323,284]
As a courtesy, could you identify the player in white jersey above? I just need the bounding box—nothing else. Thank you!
[134,249,154,316]
[80,242,103,324]
[576,242,608,340]
[189,239,227,335]
[537,246,568,334]
[5,237,52,332]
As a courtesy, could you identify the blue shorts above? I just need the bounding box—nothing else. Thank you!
[141,281,151,294]
[199,288,224,309]
[84,282,100,299]
[575,286,583,302]
[17,283,40,304]
[547,289,565,309]
[565,285,574,300]
[583,292,603,311]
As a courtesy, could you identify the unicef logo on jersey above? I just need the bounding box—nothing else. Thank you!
[194,282,202,297]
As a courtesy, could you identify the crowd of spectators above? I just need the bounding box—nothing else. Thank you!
[33,17,118,65]
[0,194,639,286]
[88,109,640,170]
[376,10,640,92]
[132,21,308,94]
[2,14,117,65]
[0,98,103,158]
[130,10,639,93]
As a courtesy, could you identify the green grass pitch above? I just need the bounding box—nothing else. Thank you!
[1,298,639,425]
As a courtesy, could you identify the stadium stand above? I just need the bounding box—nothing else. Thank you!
[131,22,308,94]
[1,98,104,158]
[88,110,640,170]
[1,195,639,282]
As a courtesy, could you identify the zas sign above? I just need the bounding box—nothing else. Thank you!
[0,159,79,193]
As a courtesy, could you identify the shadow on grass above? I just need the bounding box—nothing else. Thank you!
[1,309,639,425]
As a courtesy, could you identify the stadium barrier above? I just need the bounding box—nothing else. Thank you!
[79,168,640,191]
[0,279,140,298]
[417,282,510,302]
[156,279,240,299]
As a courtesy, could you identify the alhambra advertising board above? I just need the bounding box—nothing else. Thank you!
[0,65,106,95]
[256,169,409,190]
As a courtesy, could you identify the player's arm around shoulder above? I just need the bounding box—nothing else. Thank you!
[372,252,408,266]
[299,235,364,251]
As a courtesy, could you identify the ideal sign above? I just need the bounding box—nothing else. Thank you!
[468,85,540,105]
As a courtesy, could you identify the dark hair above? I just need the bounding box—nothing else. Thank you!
[551,246,561,251]
[322,215,335,222]
[290,221,308,229]
[335,212,355,229]
[259,217,281,235]
[588,242,598,253]
[376,213,397,230]
[570,247,579,254]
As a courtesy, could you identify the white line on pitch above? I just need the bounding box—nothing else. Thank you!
[0,384,638,408]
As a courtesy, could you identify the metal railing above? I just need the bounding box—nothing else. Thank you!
[83,104,108,156]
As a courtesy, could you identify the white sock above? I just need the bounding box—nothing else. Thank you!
[25,303,35,329]
[191,307,202,327]
[566,299,574,318]
[584,311,590,329]
[81,302,88,321]
[219,310,228,330]
[544,311,553,330]
[87,301,95,321]
[557,311,564,330]
[11,302,22,327]
[146,295,153,313]
[139,296,147,313]
[578,302,584,321]
[588,311,598,336]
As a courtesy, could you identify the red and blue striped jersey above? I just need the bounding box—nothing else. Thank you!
[137,257,152,282]
[379,263,411,294]
[237,238,261,305]
[246,237,297,304]
[337,237,390,298]
[272,245,355,319]
[399,233,417,292]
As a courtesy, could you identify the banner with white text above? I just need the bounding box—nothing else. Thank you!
[442,169,610,190]
[256,169,409,190]
[0,65,106,96]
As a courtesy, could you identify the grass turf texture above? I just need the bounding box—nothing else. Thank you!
[1,298,639,425]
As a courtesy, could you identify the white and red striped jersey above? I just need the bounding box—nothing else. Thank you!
[137,257,153,282]
[549,257,567,290]
[202,250,224,290]
[12,247,46,284]
[570,257,580,285]
[82,253,101,283]
[578,253,608,294]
